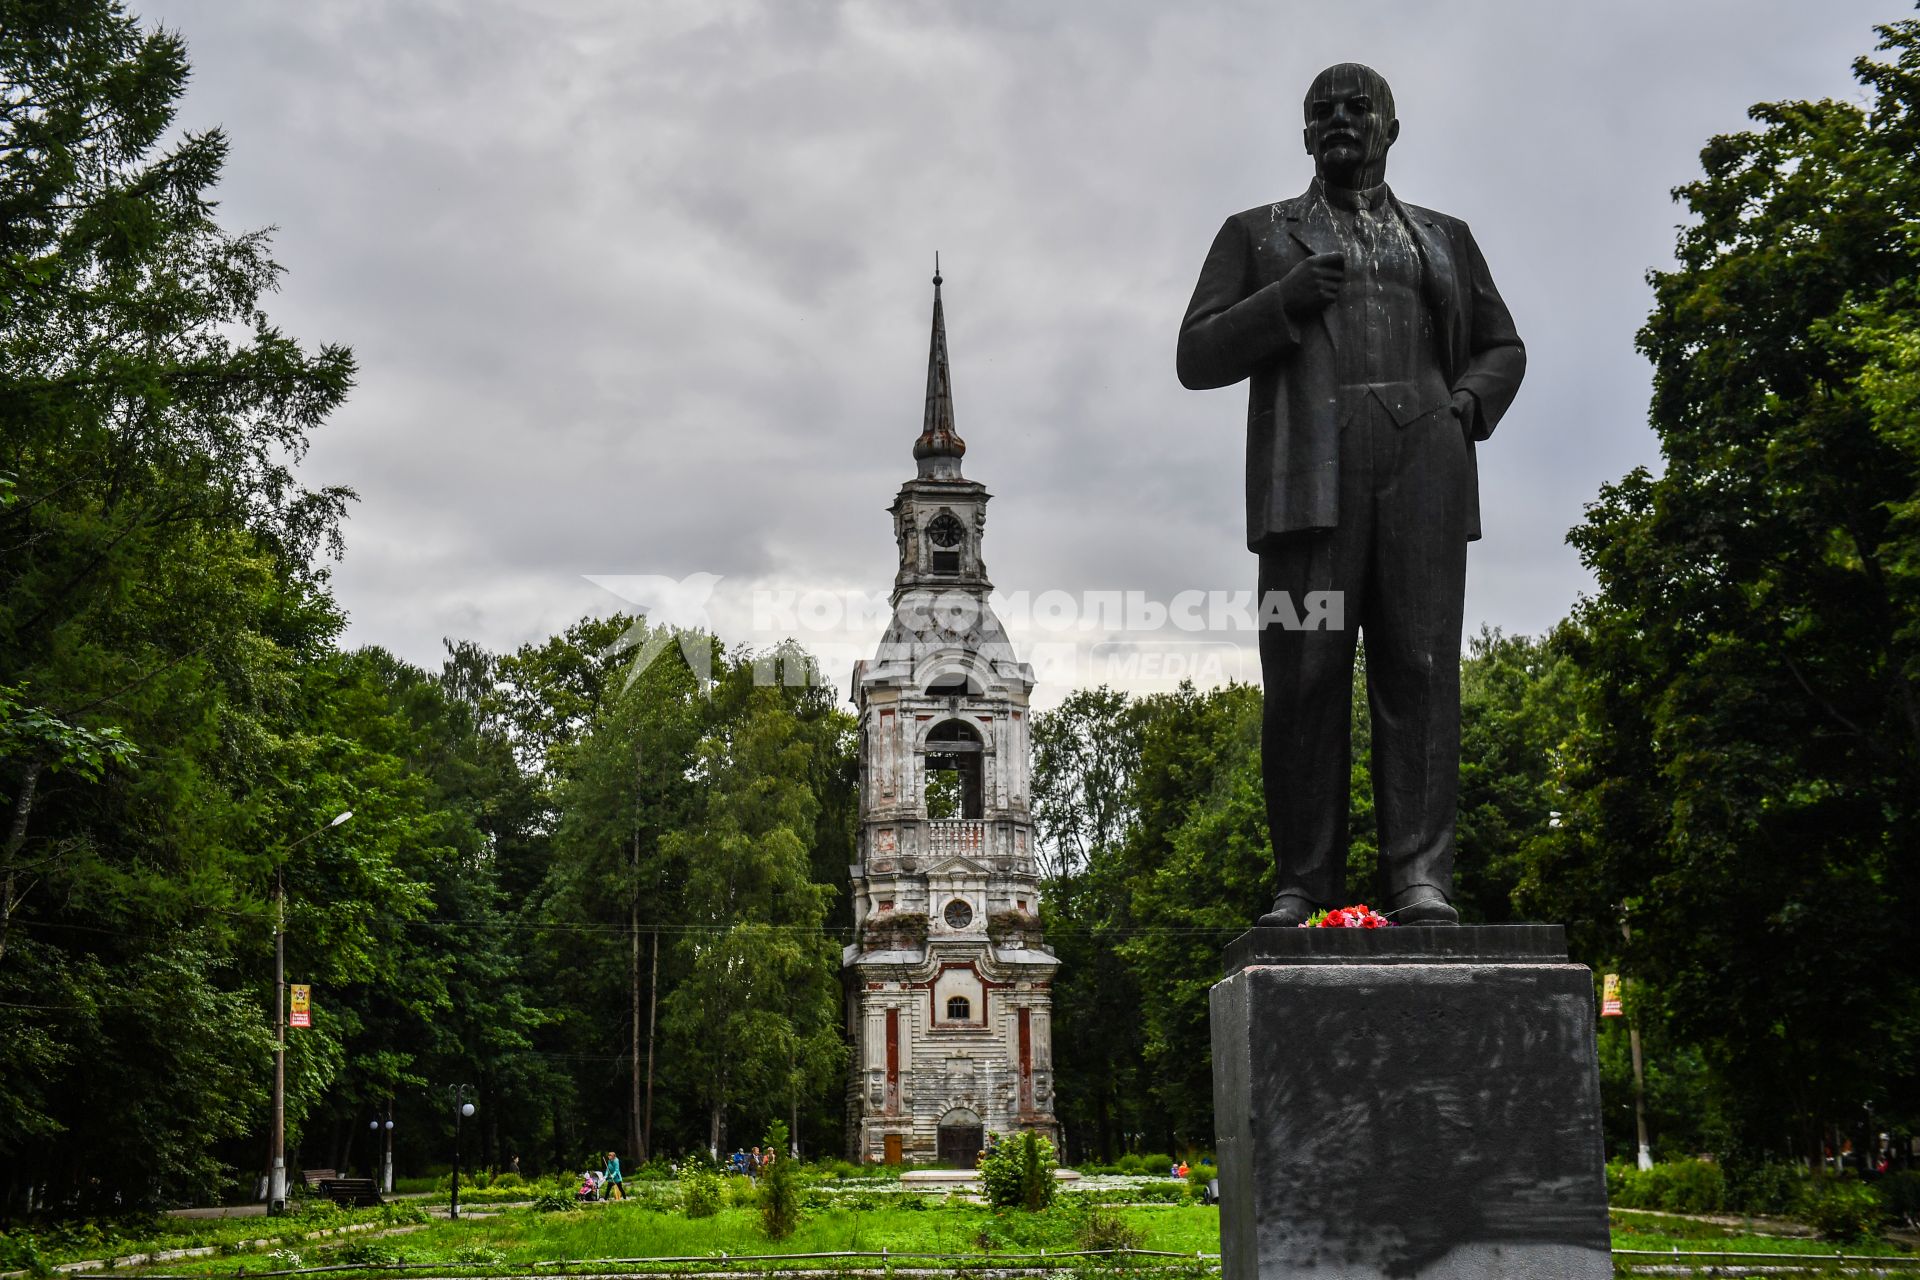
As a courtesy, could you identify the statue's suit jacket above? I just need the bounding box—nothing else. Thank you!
[1177,186,1525,550]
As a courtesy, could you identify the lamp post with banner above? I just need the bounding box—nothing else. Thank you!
[268,809,352,1215]
[1617,911,1654,1172]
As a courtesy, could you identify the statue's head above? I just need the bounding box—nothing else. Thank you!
[1302,63,1398,189]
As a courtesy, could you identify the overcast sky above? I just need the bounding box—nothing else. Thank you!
[144,0,1904,703]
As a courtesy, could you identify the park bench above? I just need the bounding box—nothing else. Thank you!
[299,1168,383,1207]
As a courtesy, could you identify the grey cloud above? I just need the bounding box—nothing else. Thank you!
[144,0,1903,696]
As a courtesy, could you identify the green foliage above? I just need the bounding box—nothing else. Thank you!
[1594,1018,1728,1163]
[1803,1177,1884,1243]
[980,1131,1057,1211]
[757,1122,801,1239]
[0,1232,50,1279]
[679,1164,724,1219]
[377,1203,429,1227]
[1074,1206,1148,1252]
[1520,19,1920,1159]
[1453,630,1579,922]
[1719,1157,1807,1217]
[1605,1160,1726,1213]
[334,1240,406,1267]
[0,0,359,1207]
[451,1244,506,1265]
[532,1190,578,1214]
[657,673,848,1155]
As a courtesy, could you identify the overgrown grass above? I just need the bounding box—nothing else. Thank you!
[0,1204,414,1270]
[1610,1208,1912,1258]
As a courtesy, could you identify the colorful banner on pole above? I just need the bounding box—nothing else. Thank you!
[290,984,311,1028]
[1600,973,1623,1017]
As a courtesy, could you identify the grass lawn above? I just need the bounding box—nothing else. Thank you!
[134,1202,1219,1275]
[17,1201,1920,1277]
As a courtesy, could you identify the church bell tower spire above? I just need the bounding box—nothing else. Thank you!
[913,254,966,480]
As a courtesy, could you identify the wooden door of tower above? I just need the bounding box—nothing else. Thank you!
[936,1125,983,1168]
[883,1133,902,1165]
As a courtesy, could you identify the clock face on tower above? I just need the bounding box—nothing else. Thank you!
[927,512,966,548]
[944,899,974,930]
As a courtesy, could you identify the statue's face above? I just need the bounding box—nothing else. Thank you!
[1302,63,1398,186]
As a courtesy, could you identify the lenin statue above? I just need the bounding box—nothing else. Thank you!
[1176,63,1525,927]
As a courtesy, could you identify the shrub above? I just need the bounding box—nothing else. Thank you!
[1723,1159,1805,1216]
[489,1172,525,1190]
[533,1189,577,1213]
[379,1202,429,1226]
[1803,1177,1882,1243]
[336,1241,405,1267]
[758,1122,801,1240]
[980,1131,1056,1211]
[1115,1154,1145,1176]
[633,1156,675,1181]
[0,1233,50,1279]
[863,911,929,950]
[1654,1160,1726,1213]
[623,1183,679,1212]
[453,1245,506,1265]
[1606,1159,1725,1213]
[1074,1207,1146,1252]
[681,1164,725,1219]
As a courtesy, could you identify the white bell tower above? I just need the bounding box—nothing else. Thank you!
[843,265,1060,1165]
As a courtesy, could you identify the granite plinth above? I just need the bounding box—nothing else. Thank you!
[1211,926,1609,1280]
[1223,924,1568,973]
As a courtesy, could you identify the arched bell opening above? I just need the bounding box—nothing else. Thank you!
[924,719,984,819]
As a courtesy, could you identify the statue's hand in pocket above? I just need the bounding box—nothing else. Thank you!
[1450,389,1480,445]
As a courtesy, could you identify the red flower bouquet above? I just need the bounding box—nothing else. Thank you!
[1301,903,1394,928]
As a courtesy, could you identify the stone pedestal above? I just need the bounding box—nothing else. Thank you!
[1211,925,1609,1280]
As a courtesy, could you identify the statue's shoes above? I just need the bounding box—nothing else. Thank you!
[1385,886,1459,926]
[1256,894,1321,928]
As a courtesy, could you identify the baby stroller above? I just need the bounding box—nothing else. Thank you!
[576,1170,603,1202]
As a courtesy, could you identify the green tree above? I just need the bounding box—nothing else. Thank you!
[1521,20,1920,1161]
[756,1120,799,1238]
[1453,628,1578,923]
[1116,682,1269,1149]
[658,680,843,1156]
[541,621,707,1164]
[0,0,354,1209]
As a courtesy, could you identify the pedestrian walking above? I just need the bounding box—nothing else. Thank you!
[603,1150,624,1201]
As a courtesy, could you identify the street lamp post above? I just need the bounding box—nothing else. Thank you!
[267,809,352,1216]
[450,1087,476,1220]
[368,1109,395,1195]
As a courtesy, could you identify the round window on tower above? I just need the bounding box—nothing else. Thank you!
[944,899,974,930]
